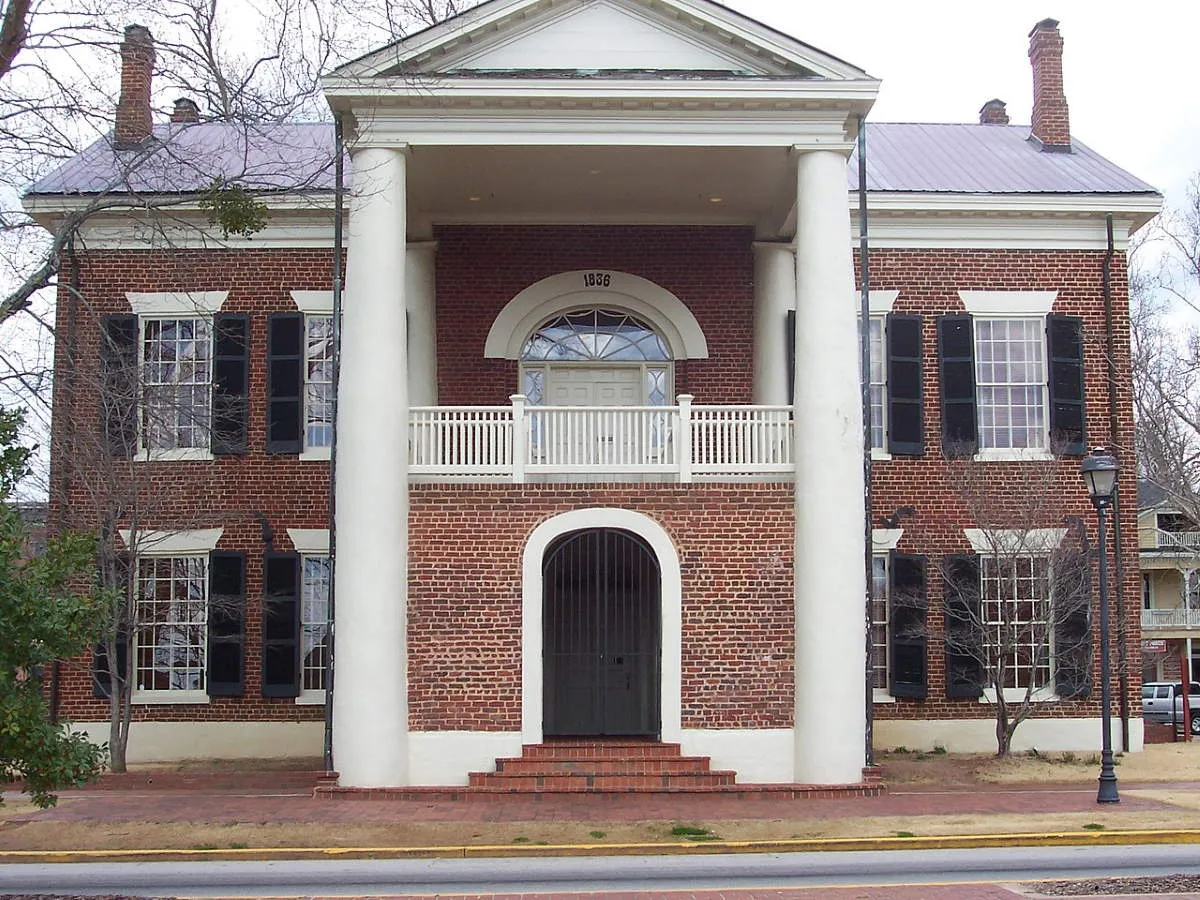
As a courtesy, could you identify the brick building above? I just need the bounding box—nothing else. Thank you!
[25,0,1161,789]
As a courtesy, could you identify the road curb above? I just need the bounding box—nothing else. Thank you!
[3,829,1200,864]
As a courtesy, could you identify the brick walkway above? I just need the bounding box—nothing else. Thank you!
[1,773,1193,825]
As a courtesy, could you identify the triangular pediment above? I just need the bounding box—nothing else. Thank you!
[335,0,871,81]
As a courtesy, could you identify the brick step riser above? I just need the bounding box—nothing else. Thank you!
[470,773,736,790]
[495,757,712,775]
[521,743,682,759]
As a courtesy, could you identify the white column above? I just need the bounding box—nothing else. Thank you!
[407,241,438,407]
[333,145,410,787]
[752,242,797,406]
[792,149,868,785]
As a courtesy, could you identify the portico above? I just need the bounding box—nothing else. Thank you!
[323,0,879,789]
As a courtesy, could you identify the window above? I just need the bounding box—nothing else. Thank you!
[867,318,886,451]
[300,555,330,693]
[870,554,889,690]
[141,318,212,451]
[939,306,1085,458]
[135,556,207,693]
[980,554,1051,691]
[520,309,672,407]
[304,316,334,449]
[974,318,1047,451]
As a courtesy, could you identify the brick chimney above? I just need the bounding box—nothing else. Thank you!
[1028,18,1071,151]
[979,99,1010,125]
[171,98,200,124]
[115,24,155,149]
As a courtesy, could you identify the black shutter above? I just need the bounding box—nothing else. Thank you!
[887,314,924,455]
[207,551,246,696]
[1054,549,1093,698]
[785,309,796,406]
[92,633,128,699]
[889,552,928,699]
[938,315,977,456]
[944,553,984,698]
[262,551,301,697]
[1047,315,1087,456]
[101,315,139,458]
[212,314,250,455]
[267,313,304,454]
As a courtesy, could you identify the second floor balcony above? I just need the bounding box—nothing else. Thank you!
[1142,607,1200,630]
[409,395,793,483]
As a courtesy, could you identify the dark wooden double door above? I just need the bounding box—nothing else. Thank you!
[543,528,661,737]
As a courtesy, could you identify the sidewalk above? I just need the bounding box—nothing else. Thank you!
[4,765,1200,861]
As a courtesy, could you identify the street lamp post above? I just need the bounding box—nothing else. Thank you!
[1081,447,1120,805]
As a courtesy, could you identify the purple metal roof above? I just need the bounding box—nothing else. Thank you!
[28,120,1158,198]
[850,123,1158,194]
[28,123,338,195]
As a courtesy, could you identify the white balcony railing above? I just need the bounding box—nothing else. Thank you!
[1142,607,1200,630]
[1156,529,1200,551]
[409,394,794,482]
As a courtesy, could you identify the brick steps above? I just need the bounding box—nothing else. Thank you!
[471,740,733,791]
[313,743,887,800]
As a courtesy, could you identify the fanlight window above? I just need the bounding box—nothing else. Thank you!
[522,310,671,362]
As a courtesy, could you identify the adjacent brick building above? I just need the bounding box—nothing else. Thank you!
[25,1,1161,788]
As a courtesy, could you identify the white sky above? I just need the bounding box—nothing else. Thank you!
[726,0,1200,208]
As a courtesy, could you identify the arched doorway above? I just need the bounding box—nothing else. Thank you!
[542,528,662,737]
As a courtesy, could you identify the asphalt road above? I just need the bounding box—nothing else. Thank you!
[4,845,1200,896]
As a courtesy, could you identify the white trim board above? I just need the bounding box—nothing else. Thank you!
[118,528,224,555]
[126,291,228,316]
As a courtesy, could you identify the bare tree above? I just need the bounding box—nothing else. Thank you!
[1132,176,1200,518]
[903,454,1095,756]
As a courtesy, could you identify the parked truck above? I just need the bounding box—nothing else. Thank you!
[1142,681,1200,734]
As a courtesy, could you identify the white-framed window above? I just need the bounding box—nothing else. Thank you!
[304,315,334,449]
[134,555,208,699]
[870,554,889,691]
[974,317,1048,452]
[141,317,213,452]
[299,554,330,697]
[867,317,886,451]
[980,554,1051,691]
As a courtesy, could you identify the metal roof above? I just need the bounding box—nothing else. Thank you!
[28,123,337,196]
[28,121,1158,198]
[850,123,1158,195]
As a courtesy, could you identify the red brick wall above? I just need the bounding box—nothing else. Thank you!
[861,248,1141,722]
[434,225,755,405]
[49,233,1142,737]
[409,483,794,731]
[53,249,336,723]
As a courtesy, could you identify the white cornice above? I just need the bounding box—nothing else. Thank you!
[346,108,863,150]
[325,75,881,108]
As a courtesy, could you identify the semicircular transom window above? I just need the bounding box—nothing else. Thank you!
[521,310,672,363]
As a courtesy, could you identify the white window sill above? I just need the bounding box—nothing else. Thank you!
[296,690,327,706]
[972,448,1054,463]
[871,448,892,462]
[981,687,1059,704]
[298,447,332,462]
[873,689,896,704]
[132,690,211,705]
[135,448,214,463]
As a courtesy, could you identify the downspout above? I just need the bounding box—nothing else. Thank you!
[323,115,345,773]
[1102,212,1130,751]
[857,115,874,766]
[51,231,84,725]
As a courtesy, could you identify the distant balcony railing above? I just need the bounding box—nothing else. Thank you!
[1142,607,1200,630]
[1156,529,1200,551]
[409,394,794,482]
